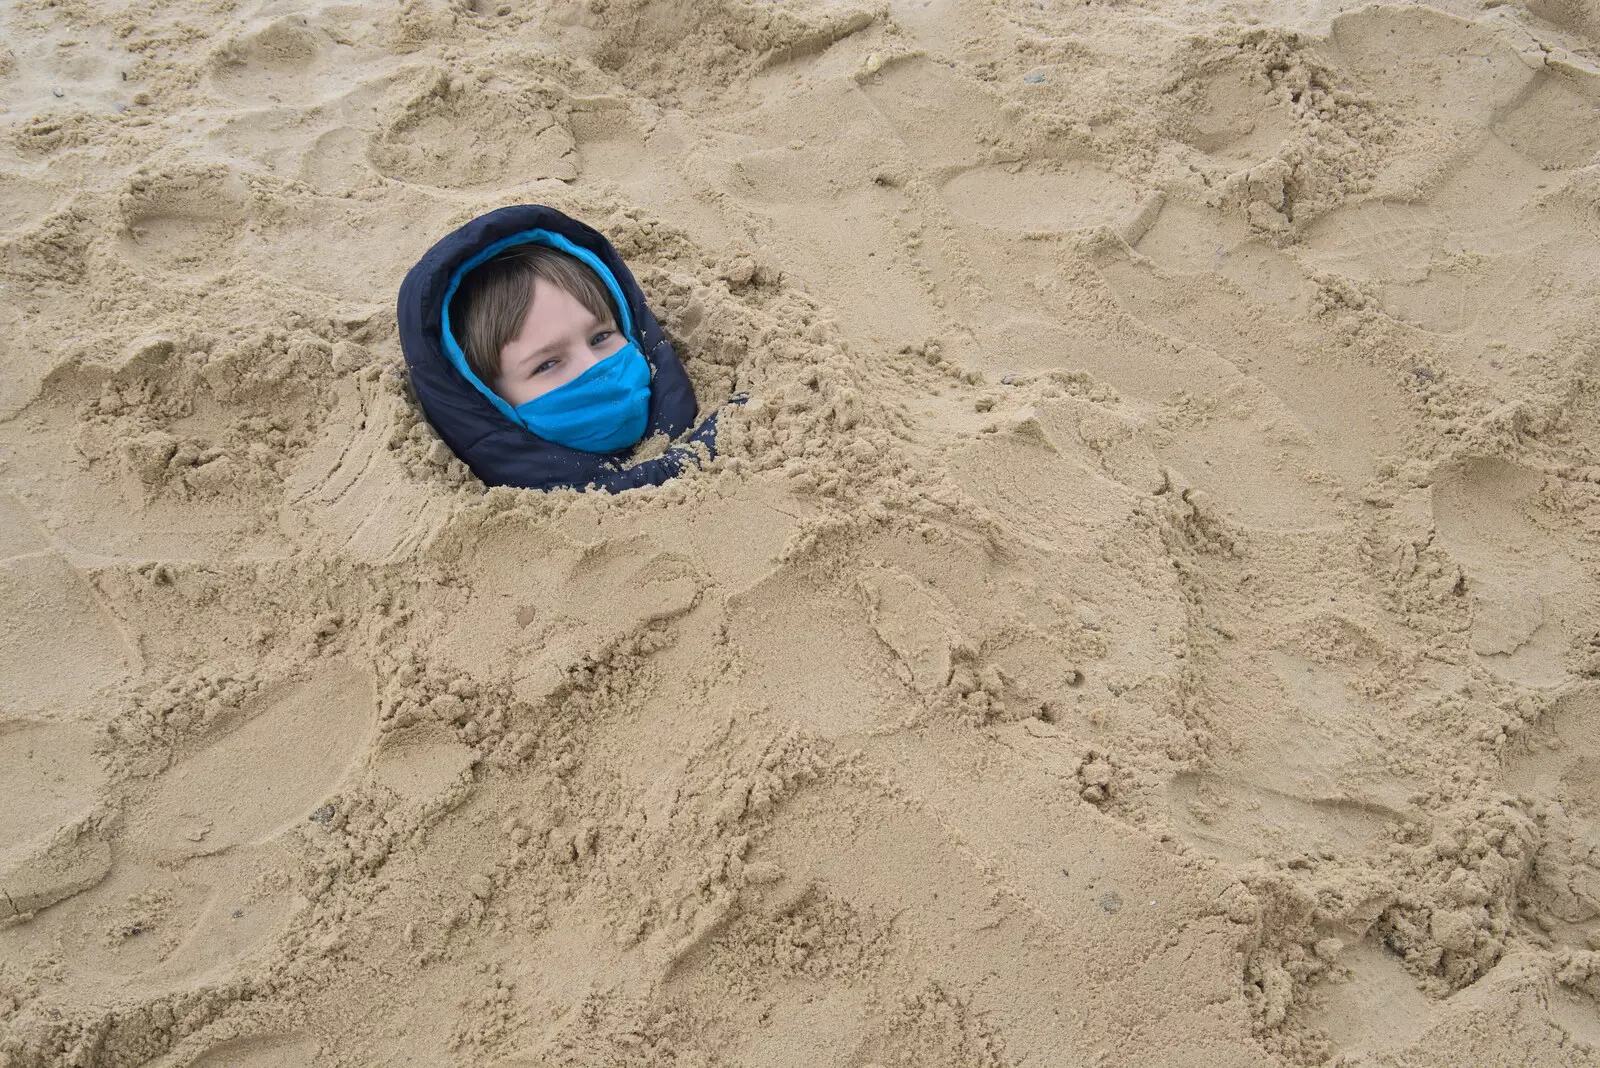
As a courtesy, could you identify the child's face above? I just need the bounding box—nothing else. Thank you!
[493,277,626,406]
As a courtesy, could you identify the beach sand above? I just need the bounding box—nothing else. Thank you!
[2,0,1600,1064]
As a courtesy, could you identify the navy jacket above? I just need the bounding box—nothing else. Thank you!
[398,205,717,491]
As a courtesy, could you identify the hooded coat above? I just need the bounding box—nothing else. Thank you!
[398,204,718,491]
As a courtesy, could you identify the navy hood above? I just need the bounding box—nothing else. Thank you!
[399,204,705,492]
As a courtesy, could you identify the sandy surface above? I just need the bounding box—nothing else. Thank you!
[1,0,1599,1064]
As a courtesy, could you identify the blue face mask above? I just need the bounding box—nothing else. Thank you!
[513,342,652,454]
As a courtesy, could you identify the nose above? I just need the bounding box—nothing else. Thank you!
[567,341,602,377]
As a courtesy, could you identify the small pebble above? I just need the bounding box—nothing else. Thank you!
[1097,889,1123,913]
[231,908,245,919]
[309,804,335,824]
[1023,72,1047,84]
[52,87,65,98]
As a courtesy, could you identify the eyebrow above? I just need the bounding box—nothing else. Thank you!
[515,314,613,369]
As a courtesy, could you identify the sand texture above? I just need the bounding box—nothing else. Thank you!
[2,0,1600,1064]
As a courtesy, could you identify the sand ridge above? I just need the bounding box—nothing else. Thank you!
[1,0,1600,1064]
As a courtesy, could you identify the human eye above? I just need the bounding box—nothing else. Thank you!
[588,329,613,347]
[532,358,559,376]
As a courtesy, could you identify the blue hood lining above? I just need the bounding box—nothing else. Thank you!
[439,229,639,426]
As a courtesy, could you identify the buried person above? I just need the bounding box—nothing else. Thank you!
[399,204,732,491]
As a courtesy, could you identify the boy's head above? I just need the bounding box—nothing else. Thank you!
[459,245,626,407]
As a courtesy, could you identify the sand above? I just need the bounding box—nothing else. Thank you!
[0,0,1598,1064]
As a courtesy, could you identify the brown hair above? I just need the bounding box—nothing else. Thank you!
[457,244,619,385]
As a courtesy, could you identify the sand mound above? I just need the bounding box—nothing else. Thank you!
[2,0,1600,1064]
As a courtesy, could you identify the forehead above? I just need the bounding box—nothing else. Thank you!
[514,276,604,346]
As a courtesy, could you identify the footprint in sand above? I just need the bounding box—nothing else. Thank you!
[0,665,377,995]
[940,163,1144,234]
[277,372,455,562]
[0,491,49,560]
[1180,60,1298,164]
[1125,199,1310,316]
[1431,458,1591,685]
[118,167,251,276]
[367,74,578,189]
[1325,7,1538,133]
[371,722,474,803]
[1306,9,1599,344]
[1167,772,1398,864]
[206,61,400,191]
[1490,65,1600,171]
[0,720,110,917]
[126,664,375,861]
[0,172,59,234]
[867,55,1153,242]
[243,189,450,303]
[297,125,375,192]
[0,550,137,712]
[1305,939,1436,1057]
[1324,3,1600,173]
[569,96,652,188]
[1506,686,1600,950]
[1527,0,1600,37]
[0,722,103,854]
[1089,191,1406,500]
[1166,647,1413,863]
[206,107,350,185]
[210,17,334,105]
[182,1033,318,1068]
[1299,142,1561,339]
[435,529,704,705]
[1159,408,1348,531]
[861,56,1018,171]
